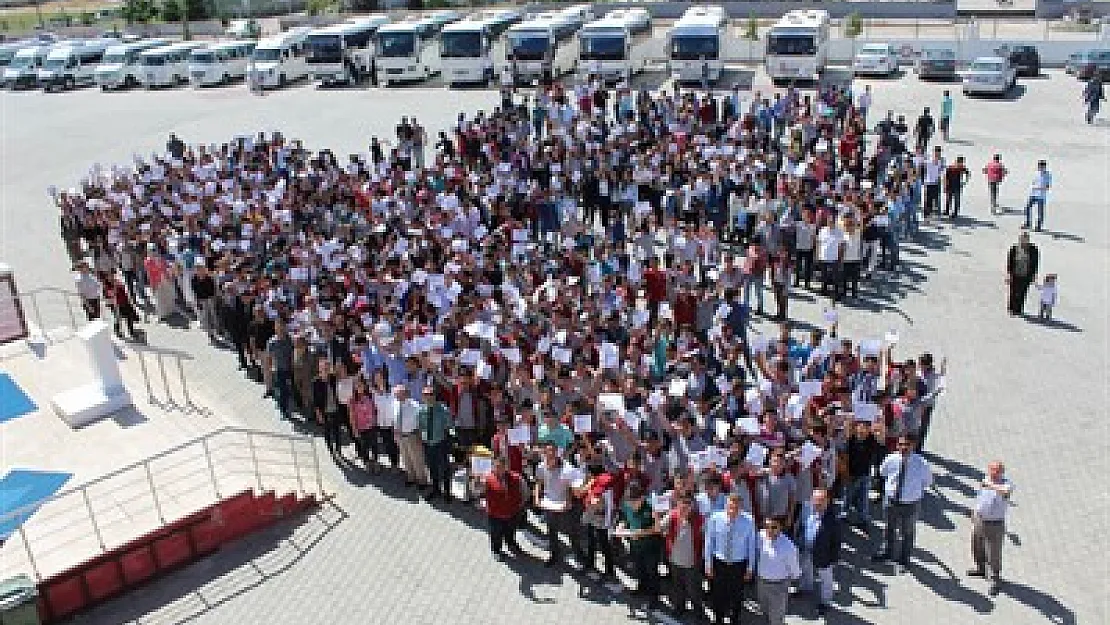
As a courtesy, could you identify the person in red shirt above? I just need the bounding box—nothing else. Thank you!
[484,456,525,558]
[643,257,669,321]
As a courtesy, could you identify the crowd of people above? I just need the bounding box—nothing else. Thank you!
[53,75,1021,623]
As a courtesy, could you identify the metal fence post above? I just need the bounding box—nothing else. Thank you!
[28,294,45,337]
[176,356,197,411]
[310,438,324,497]
[291,439,304,494]
[144,460,165,523]
[63,293,77,331]
[17,525,41,582]
[81,487,107,551]
[157,354,176,408]
[248,433,264,492]
[202,438,221,499]
[135,349,156,404]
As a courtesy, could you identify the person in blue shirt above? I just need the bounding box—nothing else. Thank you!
[704,494,758,625]
[940,90,954,141]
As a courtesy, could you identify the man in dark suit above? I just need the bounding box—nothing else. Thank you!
[794,488,841,617]
[1005,232,1039,316]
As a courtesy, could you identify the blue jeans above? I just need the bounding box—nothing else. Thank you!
[843,475,872,524]
[1024,196,1045,230]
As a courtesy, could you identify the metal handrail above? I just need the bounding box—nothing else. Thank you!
[0,426,321,529]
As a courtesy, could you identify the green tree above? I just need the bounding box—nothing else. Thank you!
[184,0,207,20]
[845,12,863,39]
[121,0,158,24]
[160,0,181,23]
[306,0,338,16]
[744,12,759,41]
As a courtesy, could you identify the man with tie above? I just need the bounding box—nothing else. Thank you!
[968,461,1013,596]
[703,493,758,625]
[874,434,933,570]
[794,488,842,616]
[755,516,801,625]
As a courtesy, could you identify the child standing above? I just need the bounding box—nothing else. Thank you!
[1037,274,1058,320]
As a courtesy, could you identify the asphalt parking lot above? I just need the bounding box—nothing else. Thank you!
[1,69,1107,625]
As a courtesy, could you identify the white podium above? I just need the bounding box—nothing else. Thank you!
[51,320,132,427]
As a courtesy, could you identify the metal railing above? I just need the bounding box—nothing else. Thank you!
[16,287,85,343]
[0,426,326,583]
[122,343,211,415]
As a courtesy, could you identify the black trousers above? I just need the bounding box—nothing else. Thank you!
[323,412,344,461]
[794,248,814,287]
[841,260,861,299]
[924,184,942,217]
[367,426,399,467]
[489,515,521,553]
[945,186,963,217]
[819,261,839,297]
[584,524,615,576]
[1008,277,1033,315]
[710,557,748,624]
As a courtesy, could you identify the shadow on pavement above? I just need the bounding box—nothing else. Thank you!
[79,500,347,625]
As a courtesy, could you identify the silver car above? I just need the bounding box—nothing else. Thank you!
[962,56,1016,96]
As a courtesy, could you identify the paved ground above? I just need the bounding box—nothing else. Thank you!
[1,70,1107,625]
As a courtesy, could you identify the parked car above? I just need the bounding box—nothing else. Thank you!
[962,56,1016,96]
[1006,44,1040,77]
[226,19,261,40]
[916,47,957,80]
[1073,49,1110,80]
[853,43,899,77]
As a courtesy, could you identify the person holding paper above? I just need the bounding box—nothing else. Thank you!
[535,442,576,568]
[874,435,932,570]
[537,411,574,452]
[704,493,757,625]
[794,489,841,617]
[580,462,617,581]
[484,456,526,559]
[660,493,706,620]
[618,482,662,605]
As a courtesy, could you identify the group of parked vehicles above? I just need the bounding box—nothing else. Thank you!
[849,41,1046,97]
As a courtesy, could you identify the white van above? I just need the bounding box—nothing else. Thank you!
[249,28,311,89]
[39,40,111,91]
[140,42,204,88]
[190,40,256,86]
[375,18,440,85]
[96,39,168,90]
[3,44,52,89]
[577,13,652,84]
[503,15,579,83]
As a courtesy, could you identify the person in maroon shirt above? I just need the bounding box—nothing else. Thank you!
[643,257,669,320]
[484,456,525,559]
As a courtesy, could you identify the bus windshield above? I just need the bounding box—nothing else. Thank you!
[142,55,166,66]
[44,57,67,70]
[191,52,216,64]
[767,33,816,56]
[580,34,624,61]
[508,34,549,60]
[306,35,343,64]
[669,35,718,61]
[440,31,483,58]
[377,32,415,58]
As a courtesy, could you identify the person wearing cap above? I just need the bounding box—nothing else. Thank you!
[417,384,454,502]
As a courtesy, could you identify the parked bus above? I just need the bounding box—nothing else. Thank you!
[95,39,168,90]
[668,6,728,84]
[440,15,504,87]
[140,42,204,88]
[189,40,256,86]
[38,39,111,91]
[765,9,830,84]
[577,12,652,84]
[604,8,651,35]
[3,44,53,89]
[249,28,311,89]
[503,13,580,83]
[473,8,523,38]
[305,16,387,86]
[375,17,440,85]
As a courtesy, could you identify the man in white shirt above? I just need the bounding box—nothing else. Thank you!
[74,262,102,321]
[792,209,817,289]
[1023,160,1052,232]
[394,385,427,488]
[874,434,933,570]
[756,516,801,625]
[922,145,945,219]
[968,461,1013,595]
[816,220,845,299]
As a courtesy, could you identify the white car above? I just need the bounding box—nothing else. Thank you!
[853,43,898,77]
[962,56,1016,95]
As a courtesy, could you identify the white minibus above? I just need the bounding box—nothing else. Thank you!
[190,40,256,86]
[765,9,830,84]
